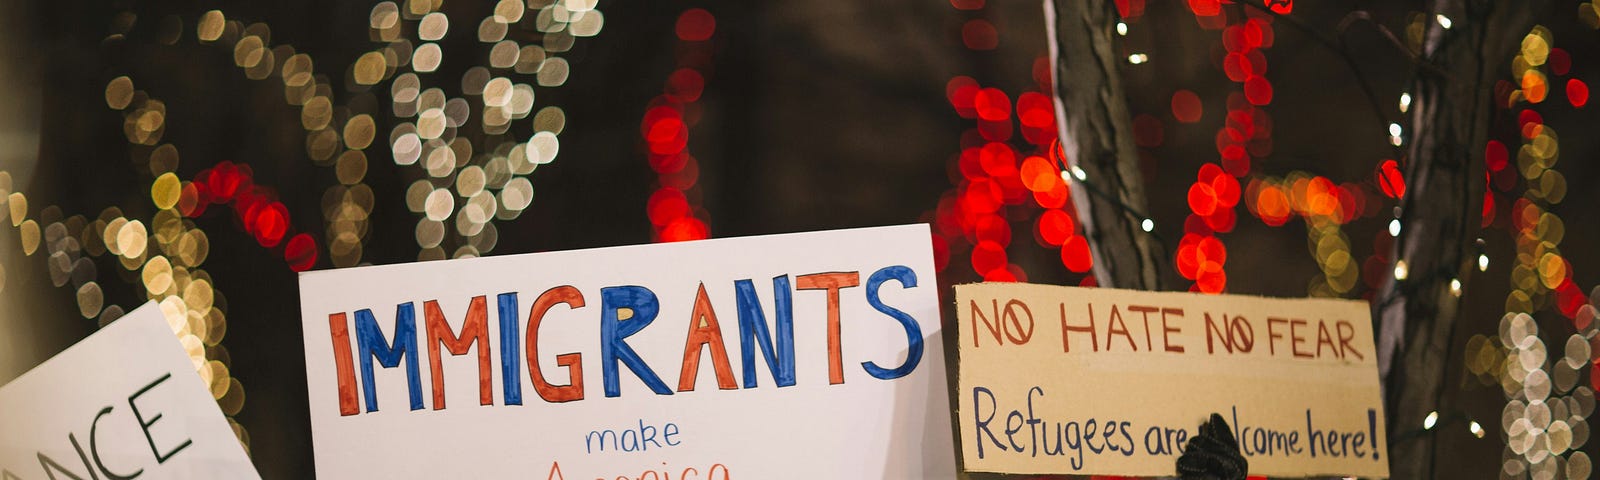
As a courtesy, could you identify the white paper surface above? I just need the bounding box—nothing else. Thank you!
[0,302,260,479]
[298,224,956,479]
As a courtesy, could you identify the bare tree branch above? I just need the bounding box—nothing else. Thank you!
[1045,0,1162,291]
[1377,1,1542,477]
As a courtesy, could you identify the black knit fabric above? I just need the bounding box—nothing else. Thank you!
[1176,413,1249,480]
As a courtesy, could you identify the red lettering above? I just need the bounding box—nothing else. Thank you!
[1127,305,1159,351]
[1203,312,1232,354]
[678,283,738,391]
[328,312,359,416]
[1337,320,1364,360]
[1161,308,1185,353]
[1267,317,1289,356]
[424,296,493,409]
[1063,303,1099,353]
[972,299,1002,347]
[796,271,860,385]
[1315,320,1338,359]
[1290,318,1313,358]
[529,285,585,402]
[1105,305,1137,351]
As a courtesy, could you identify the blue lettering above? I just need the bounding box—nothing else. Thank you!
[354,304,424,411]
[600,286,673,397]
[734,276,796,388]
[862,266,923,379]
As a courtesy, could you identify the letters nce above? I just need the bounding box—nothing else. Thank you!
[2,373,193,479]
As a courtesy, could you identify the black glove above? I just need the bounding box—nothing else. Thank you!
[1176,413,1249,480]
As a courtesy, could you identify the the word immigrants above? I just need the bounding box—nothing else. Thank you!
[323,266,925,414]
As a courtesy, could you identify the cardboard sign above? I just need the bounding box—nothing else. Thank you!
[956,283,1388,478]
[297,225,955,479]
[0,302,260,479]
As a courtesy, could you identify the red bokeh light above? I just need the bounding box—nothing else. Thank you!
[1187,0,1221,17]
[1211,172,1241,207]
[972,240,1008,275]
[666,69,705,102]
[675,9,716,42]
[1550,48,1571,76]
[1519,109,1544,139]
[1113,0,1146,19]
[975,214,1012,246]
[1060,235,1093,273]
[1188,182,1219,216]
[962,179,1003,214]
[1485,140,1508,172]
[1034,182,1070,209]
[208,161,243,202]
[252,202,289,248]
[978,142,1018,178]
[1243,76,1273,105]
[1037,209,1075,246]
[1482,190,1496,228]
[647,187,691,226]
[1255,185,1291,226]
[1376,159,1406,199]
[1266,0,1293,15]
[947,76,979,118]
[983,267,1018,282]
[659,216,709,242]
[962,19,999,51]
[1019,156,1059,192]
[1016,92,1054,128]
[1568,78,1589,108]
[1196,268,1226,293]
[950,0,984,10]
[285,233,317,272]
[1171,90,1203,123]
[974,88,1012,122]
[1203,206,1236,233]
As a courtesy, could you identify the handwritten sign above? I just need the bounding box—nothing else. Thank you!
[297,225,955,479]
[955,283,1388,478]
[0,302,260,479]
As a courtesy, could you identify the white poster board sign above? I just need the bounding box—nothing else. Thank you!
[297,225,955,479]
[0,302,260,479]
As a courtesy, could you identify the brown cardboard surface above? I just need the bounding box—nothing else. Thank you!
[955,282,1389,478]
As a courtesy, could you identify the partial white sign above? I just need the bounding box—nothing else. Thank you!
[0,302,260,479]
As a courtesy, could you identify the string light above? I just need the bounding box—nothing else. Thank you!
[1479,253,1490,272]
[1450,278,1462,297]
[1399,92,1411,113]
[1394,259,1409,280]
[1116,22,1128,35]
[1388,218,1401,236]
[1127,53,1149,64]
[1140,218,1154,232]
[1436,14,1453,30]
[1423,410,1439,430]
[1469,420,1484,438]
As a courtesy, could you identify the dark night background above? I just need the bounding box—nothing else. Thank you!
[0,0,1596,478]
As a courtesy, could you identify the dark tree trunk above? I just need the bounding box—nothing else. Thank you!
[1376,1,1540,478]
[1045,0,1163,291]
